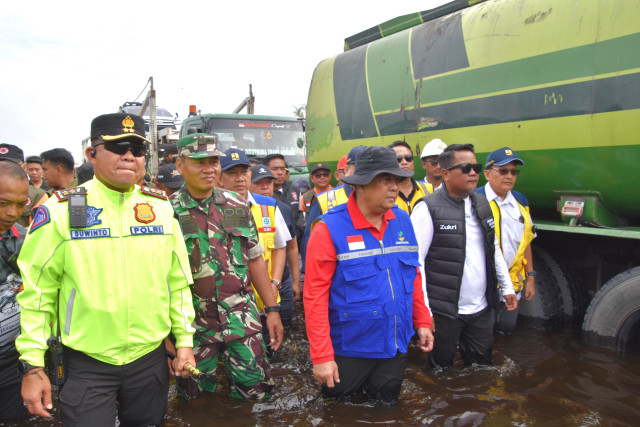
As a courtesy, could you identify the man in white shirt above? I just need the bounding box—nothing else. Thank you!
[410,144,518,370]
[477,147,536,334]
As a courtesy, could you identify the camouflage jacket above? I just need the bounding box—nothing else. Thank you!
[171,186,265,342]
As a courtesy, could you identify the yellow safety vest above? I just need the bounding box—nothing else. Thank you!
[395,181,433,215]
[249,200,280,311]
[317,186,350,214]
[490,200,535,292]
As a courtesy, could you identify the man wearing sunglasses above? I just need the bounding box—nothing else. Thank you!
[420,138,447,190]
[477,147,536,335]
[410,144,517,371]
[16,113,196,425]
[388,141,434,215]
[301,163,333,214]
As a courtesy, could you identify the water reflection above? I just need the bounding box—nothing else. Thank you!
[7,303,640,426]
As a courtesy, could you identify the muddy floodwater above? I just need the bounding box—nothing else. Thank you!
[7,302,640,426]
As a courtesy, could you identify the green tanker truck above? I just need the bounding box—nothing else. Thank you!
[305,0,640,351]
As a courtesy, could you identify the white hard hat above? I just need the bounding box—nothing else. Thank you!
[420,139,447,159]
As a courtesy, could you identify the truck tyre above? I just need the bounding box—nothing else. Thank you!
[518,247,563,330]
[537,247,589,326]
[582,266,640,352]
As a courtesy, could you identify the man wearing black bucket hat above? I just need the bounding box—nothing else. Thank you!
[16,113,196,425]
[304,146,433,405]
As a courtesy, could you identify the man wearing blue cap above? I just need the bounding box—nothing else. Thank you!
[477,147,536,334]
[219,148,291,349]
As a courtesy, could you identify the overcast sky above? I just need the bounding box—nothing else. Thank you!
[0,0,448,163]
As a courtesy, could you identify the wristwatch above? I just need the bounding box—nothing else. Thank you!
[18,360,42,376]
[264,305,281,313]
[270,279,282,290]
[527,271,537,277]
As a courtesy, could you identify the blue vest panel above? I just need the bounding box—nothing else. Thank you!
[322,204,420,358]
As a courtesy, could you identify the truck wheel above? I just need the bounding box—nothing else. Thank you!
[582,266,640,352]
[537,247,589,326]
[518,247,563,329]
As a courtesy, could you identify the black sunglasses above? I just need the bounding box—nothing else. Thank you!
[445,162,482,174]
[396,154,414,163]
[313,172,330,178]
[96,141,147,157]
[490,168,520,176]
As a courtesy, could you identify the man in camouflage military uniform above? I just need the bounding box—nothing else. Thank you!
[172,133,284,401]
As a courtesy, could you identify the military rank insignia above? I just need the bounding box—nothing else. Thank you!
[134,203,156,224]
[140,186,168,200]
[54,187,84,201]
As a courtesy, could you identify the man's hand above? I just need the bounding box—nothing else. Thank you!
[266,311,284,351]
[504,294,519,311]
[172,347,196,377]
[292,280,301,302]
[165,337,177,375]
[22,369,52,418]
[313,361,340,388]
[416,327,434,352]
[523,277,536,301]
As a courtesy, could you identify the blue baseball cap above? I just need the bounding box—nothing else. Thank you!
[220,148,251,171]
[346,145,367,165]
[484,147,524,168]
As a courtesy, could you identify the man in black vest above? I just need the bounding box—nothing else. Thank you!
[410,144,518,370]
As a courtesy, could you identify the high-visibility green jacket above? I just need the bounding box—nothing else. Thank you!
[16,178,195,367]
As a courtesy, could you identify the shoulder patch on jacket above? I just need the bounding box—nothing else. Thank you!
[54,187,83,201]
[29,205,50,234]
[140,186,168,200]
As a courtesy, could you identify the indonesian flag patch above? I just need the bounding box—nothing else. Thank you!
[347,235,365,251]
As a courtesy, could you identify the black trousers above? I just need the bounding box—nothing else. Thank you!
[59,344,168,427]
[429,307,495,370]
[0,379,29,421]
[321,351,408,405]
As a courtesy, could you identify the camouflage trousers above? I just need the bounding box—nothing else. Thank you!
[176,329,274,401]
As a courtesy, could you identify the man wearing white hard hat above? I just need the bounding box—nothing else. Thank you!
[420,139,447,190]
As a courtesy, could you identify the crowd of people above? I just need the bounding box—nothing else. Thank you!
[0,112,536,424]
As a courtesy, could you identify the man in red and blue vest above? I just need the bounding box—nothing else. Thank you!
[305,146,433,405]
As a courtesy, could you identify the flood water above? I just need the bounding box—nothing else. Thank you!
[7,301,640,426]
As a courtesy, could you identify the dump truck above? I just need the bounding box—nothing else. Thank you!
[305,0,640,351]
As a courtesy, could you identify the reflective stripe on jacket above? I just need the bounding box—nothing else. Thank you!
[489,199,535,292]
[16,178,195,367]
[250,193,280,311]
[322,203,420,358]
[395,180,433,215]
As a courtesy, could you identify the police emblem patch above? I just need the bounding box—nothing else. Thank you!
[134,203,155,224]
[29,205,50,234]
[87,206,103,227]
